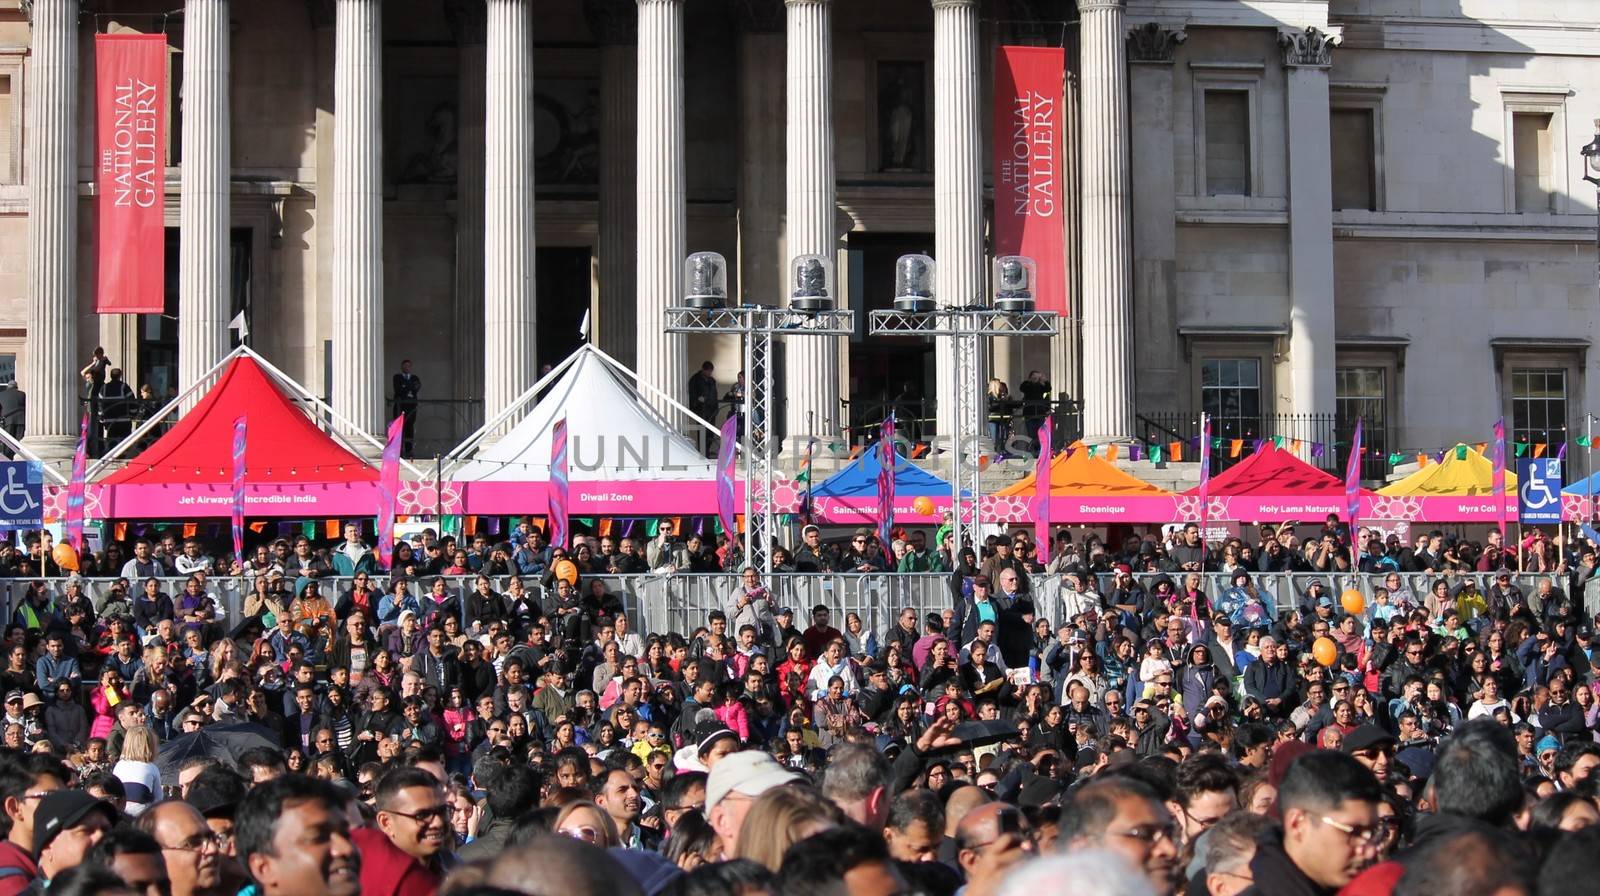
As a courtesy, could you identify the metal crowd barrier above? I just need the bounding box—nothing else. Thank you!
[0,569,1572,643]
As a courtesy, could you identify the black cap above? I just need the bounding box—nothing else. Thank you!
[32,791,115,858]
[1342,724,1398,755]
[695,722,738,754]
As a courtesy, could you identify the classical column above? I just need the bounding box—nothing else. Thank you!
[22,0,79,459]
[932,0,984,443]
[1078,0,1134,443]
[331,0,385,437]
[585,0,638,366]
[635,0,686,415]
[446,0,486,413]
[178,0,232,405]
[1281,27,1338,427]
[483,0,537,428]
[1127,22,1184,413]
[784,0,837,441]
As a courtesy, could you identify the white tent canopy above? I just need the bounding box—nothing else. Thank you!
[448,344,716,482]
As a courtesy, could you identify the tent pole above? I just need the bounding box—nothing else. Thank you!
[0,428,67,483]
[441,346,590,473]
[238,347,427,479]
[587,342,722,436]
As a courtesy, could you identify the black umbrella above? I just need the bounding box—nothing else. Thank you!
[951,719,1021,750]
[156,721,282,779]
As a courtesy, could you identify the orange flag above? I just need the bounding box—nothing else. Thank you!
[1169,441,1183,462]
[1291,439,1303,454]
[1474,442,1488,454]
[1534,443,1547,458]
[324,519,340,538]
[1417,453,1428,467]
[1105,444,1119,462]
[1229,439,1242,458]
[182,522,198,538]
[114,522,128,541]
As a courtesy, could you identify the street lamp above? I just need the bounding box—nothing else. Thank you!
[1583,119,1600,298]
[1583,118,1600,187]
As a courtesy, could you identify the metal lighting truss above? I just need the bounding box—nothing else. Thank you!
[666,306,855,573]
[868,308,1058,553]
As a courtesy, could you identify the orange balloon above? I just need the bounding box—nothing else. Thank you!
[50,542,78,572]
[1340,589,1366,615]
[553,559,578,586]
[912,496,935,516]
[1312,636,1339,667]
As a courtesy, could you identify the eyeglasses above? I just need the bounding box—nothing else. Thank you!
[163,832,226,852]
[1109,822,1179,845]
[1318,815,1383,845]
[560,825,600,842]
[383,805,450,825]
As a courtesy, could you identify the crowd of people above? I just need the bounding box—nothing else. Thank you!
[0,513,1596,896]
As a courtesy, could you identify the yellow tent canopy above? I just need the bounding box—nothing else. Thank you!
[1377,444,1518,496]
[995,442,1171,497]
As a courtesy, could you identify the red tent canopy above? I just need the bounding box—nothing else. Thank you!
[101,355,376,485]
[1184,443,1368,497]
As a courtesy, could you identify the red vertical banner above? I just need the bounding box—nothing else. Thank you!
[95,34,166,314]
[994,46,1067,314]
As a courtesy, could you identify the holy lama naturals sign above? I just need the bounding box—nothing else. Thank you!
[94,34,167,314]
[993,46,1067,315]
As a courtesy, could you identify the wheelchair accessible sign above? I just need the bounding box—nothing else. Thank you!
[0,461,42,529]
[1517,457,1563,525]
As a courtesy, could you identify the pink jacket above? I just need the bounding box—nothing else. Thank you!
[714,701,750,742]
[89,685,125,740]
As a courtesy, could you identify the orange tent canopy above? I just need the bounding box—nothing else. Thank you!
[995,443,1171,497]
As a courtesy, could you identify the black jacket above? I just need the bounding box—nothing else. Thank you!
[1240,835,1329,896]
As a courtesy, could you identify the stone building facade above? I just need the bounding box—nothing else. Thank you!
[2,0,1597,477]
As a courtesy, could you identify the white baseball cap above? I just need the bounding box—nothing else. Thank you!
[704,750,800,812]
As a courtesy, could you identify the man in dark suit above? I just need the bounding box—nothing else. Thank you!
[392,359,421,456]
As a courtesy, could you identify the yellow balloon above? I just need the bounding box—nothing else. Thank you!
[51,542,79,572]
[1340,589,1366,616]
[1312,636,1339,667]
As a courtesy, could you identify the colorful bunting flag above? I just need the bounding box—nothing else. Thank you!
[1345,417,1362,541]
[64,412,89,553]
[877,414,897,544]
[1492,417,1507,541]
[716,415,739,547]
[549,417,570,552]
[1198,414,1212,541]
[1035,417,1052,564]
[231,416,247,561]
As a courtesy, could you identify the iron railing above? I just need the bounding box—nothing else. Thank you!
[1137,411,1390,481]
[2,570,1570,646]
[845,396,1083,449]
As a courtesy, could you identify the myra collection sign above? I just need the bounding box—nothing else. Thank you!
[993,46,1067,315]
[94,34,167,314]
